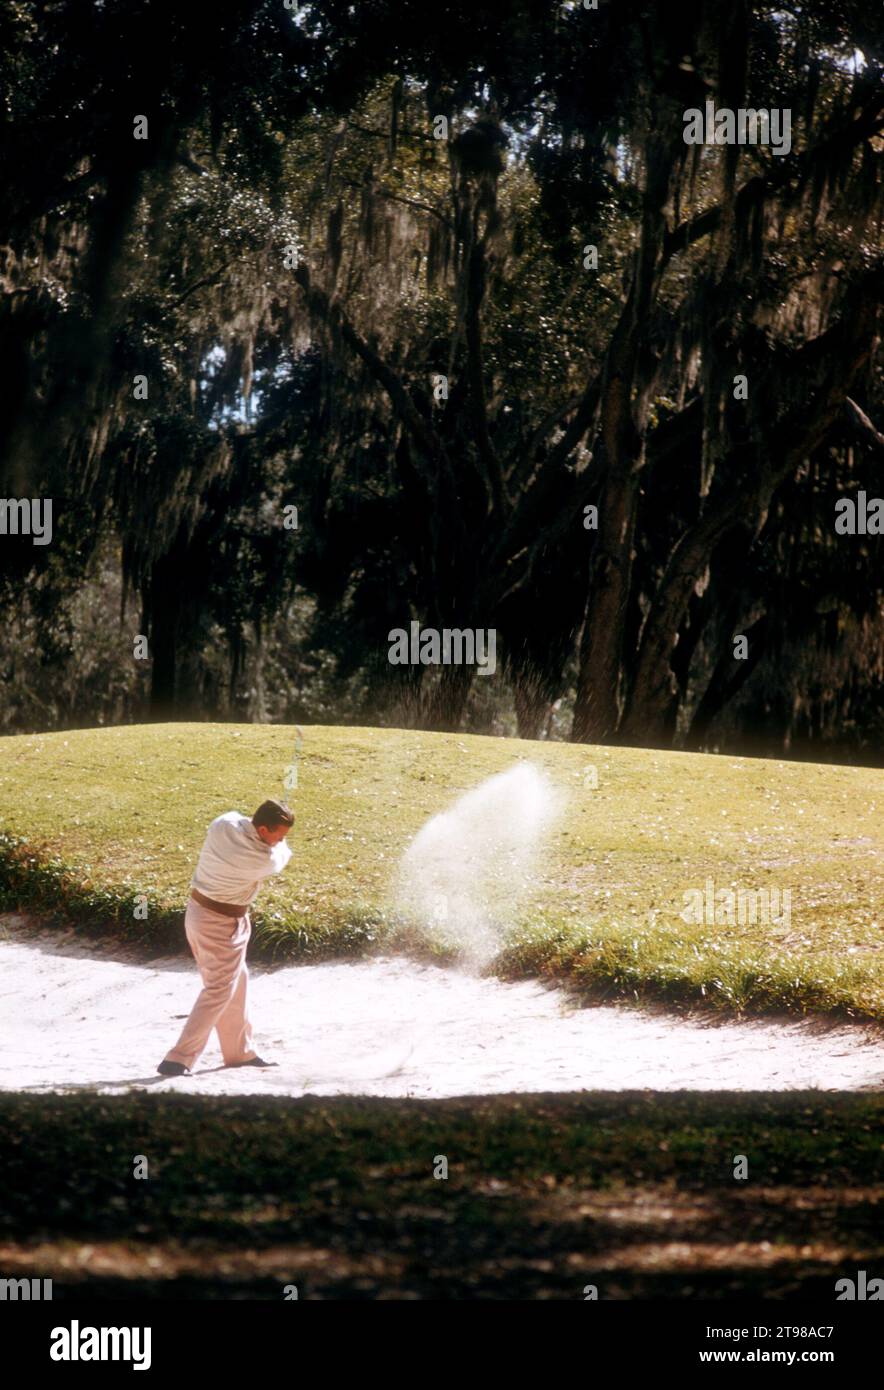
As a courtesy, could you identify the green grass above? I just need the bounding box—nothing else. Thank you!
[1,1091,882,1298]
[1,722,884,1021]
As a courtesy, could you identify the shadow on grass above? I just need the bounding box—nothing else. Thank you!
[2,1090,883,1298]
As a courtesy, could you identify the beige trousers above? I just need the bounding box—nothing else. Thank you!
[164,898,257,1069]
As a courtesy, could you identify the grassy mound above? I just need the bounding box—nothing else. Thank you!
[1,723,883,1021]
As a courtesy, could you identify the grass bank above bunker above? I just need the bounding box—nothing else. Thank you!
[1,723,883,1021]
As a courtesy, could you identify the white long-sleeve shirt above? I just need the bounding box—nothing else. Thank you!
[190,811,292,906]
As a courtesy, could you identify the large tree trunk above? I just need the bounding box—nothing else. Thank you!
[684,612,770,749]
[417,661,476,732]
[513,677,553,741]
[571,469,641,742]
[502,536,587,740]
[569,90,683,744]
[145,538,210,722]
[622,286,880,745]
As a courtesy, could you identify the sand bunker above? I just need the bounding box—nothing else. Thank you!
[1,914,882,1097]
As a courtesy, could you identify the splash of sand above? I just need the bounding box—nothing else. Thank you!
[393,763,560,967]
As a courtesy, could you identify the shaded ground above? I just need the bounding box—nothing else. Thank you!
[2,1091,883,1298]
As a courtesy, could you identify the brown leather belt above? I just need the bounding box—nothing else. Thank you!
[190,887,250,918]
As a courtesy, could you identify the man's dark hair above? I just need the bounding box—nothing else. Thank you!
[252,799,295,831]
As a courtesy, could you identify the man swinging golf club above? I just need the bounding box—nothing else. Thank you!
[157,800,294,1077]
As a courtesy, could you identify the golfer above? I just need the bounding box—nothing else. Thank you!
[157,800,294,1077]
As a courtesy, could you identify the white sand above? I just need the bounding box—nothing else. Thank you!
[1,913,882,1097]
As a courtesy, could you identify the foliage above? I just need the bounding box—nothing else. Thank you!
[0,1,882,752]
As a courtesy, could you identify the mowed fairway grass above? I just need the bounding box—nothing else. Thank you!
[1,723,884,1022]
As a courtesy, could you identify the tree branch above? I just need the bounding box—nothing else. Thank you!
[293,262,454,491]
[662,94,884,268]
[509,392,587,481]
[622,282,881,734]
[845,397,884,457]
[465,234,506,513]
[167,263,230,308]
[342,178,453,229]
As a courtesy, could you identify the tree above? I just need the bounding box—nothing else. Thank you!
[2,0,882,755]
